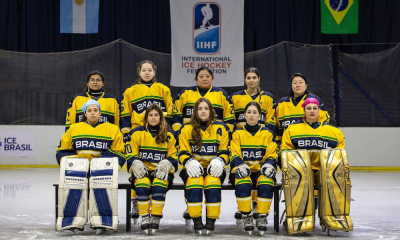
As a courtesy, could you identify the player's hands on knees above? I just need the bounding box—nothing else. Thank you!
[131,160,148,179]
[153,159,172,181]
[207,157,225,177]
[261,163,276,179]
[235,163,251,179]
[185,158,203,178]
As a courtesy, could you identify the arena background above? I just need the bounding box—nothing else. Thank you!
[0,0,399,168]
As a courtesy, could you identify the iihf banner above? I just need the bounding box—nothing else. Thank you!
[170,0,244,87]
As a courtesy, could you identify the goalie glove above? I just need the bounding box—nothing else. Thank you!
[235,163,251,179]
[131,160,148,179]
[261,163,276,179]
[206,157,225,177]
[153,159,173,181]
[185,158,203,178]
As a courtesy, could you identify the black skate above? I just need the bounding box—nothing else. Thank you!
[130,200,139,224]
[183,208,191,225]
[192,217,204,235]
[205,217,216,235]
[234,211,243,225]
[242,213,254,235]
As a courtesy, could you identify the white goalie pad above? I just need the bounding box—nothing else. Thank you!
[89,157,119,231]
[56,158,89,231]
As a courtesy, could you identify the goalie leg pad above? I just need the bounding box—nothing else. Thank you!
[318,149,353,232]
[89,158,119,231]
[56,158,89,231]
[281,150,315,234]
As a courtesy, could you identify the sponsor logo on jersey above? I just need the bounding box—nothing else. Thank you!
[193,3,221,54]
[75,140,109,149]
[297,139,329,148]
[92,177,112,181]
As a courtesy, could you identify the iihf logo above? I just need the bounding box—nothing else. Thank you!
[193,3,221,54]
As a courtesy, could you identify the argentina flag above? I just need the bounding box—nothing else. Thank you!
[60,0,99,34]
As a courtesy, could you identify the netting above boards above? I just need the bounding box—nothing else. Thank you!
[0,39,398,127]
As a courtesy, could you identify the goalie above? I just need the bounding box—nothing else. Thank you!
[280,97,353,235]
[56,100,125,234]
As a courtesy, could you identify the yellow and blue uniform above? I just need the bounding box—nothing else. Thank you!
[178,121,230,219]
[280,120,345,170]
[271,94,330,141]
[65,93,120,131]
[172,86,234,132]
[120,82,173,134]
[125,125,178,217]
[230,126,277,214]
[231,90,275,129]
[56,122,125,168]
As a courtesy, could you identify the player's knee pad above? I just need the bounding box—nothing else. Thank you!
[151,178,169,201]
[134,177,152,200]
[318,149,353,232]
[234,176,252,198]
[281,150,315,234]
[56,158,89,231]
[89,157,119,231]
[186,176,204,218]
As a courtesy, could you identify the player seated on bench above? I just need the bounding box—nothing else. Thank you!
[229,101,277,236]
[280,97,353,235]
[55,99,125,234]
[125,104,178,235]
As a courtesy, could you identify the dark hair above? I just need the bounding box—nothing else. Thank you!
[85,71,105,91]
[137,60,157,83]
[190,98,216,151]
[244,101,261,114]
[195,66,214,80]
[144,104,169,144]
[244,67,261,94]
[86,70,105,84]
[289,73,309,98]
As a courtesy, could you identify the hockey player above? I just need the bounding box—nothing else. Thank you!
[65,71,120,131]
[271,73,330,144]
[280,97,352,235]
[120,60,173,221]
[56,99,125,234]
[231,67,275,129]
[57,99,125,166]
[230,101,277,236]
[125,104,178,235]
[172,66,234,132]
[178,98,230,235]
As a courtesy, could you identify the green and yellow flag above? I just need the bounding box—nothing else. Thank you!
[321,0,358,34]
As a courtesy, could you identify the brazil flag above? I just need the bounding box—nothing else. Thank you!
[321,0,358,34]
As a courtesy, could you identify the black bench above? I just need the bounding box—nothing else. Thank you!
[53,182,282,232]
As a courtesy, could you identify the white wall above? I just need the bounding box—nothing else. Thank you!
[0,125,399,167]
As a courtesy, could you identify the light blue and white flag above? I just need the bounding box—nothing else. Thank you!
[170,0,244,87]
[60,0,99,34]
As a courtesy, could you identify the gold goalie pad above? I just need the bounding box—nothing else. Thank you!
[281,149,315,234]
[318,149,353,232]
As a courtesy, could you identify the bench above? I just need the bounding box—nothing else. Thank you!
[53,182,282,232]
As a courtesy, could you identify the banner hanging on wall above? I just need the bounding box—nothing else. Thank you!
[170,0,244,87]
[0,131,34,157]
[60,0,99,34]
